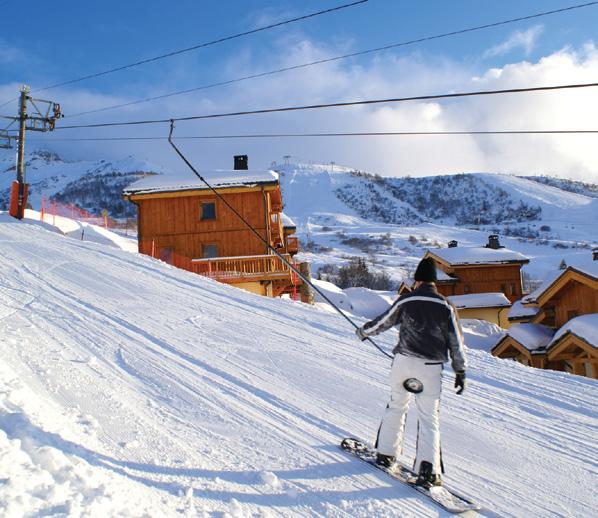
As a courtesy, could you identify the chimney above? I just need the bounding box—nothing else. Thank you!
[448,240,458,248]
[486,234,502,250]
[234,155,248,170]
[593,247,598,261]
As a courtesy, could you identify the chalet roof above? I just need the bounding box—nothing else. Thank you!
[436,268,456,282]
[508,300,541,320]
[548,313,598,349]
[123,170,279,195]
[501,323,555,352]
[522,263,598,304]
[280,212,296,229]
[426,246,529,267]
[448,292,511,309]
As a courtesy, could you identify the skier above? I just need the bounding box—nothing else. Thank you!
[356,257,467,489]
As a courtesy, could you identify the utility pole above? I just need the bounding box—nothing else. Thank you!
[2,85,62,219]
[16,86,28,220]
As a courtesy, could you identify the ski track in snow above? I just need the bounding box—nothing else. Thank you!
[0,216,597,517]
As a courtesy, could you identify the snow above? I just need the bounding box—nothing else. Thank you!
[280,212,296,229]
[1,214,597,517]
[428,246,529,266]
[523,262,598,303]
[508,300,541,320]
[460,319,505,352]
[343,287,395,320]
[311,278,353,313]
[448,292,511,309]
[123,169,278,195]
[503,323,555,352]
[549,313,598,348]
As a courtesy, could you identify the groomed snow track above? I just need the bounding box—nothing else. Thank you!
[1,215,596,517]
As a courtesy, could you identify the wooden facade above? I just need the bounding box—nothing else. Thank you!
[124,172,309,301]
[493,265,598,379]
[529,269,598,328]
[425,245,529,304]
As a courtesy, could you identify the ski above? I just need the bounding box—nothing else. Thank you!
[340,437,481,514]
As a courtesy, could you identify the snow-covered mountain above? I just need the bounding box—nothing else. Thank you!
[0,150,167,217]
[1,213,596,517]
[2,150,596,283]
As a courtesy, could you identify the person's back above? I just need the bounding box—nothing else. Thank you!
[356,257,467,487]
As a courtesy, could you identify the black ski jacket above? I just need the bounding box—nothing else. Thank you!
[361,284,467,372]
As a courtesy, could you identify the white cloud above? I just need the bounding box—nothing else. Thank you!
[3,37,598,182]
[484,25,544,59]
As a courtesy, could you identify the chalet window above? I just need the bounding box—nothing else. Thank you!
[567,310,578,320]
[202,243,218,259]
[501,284,507,294]
[510,284,517,296]
[200,202,216,221]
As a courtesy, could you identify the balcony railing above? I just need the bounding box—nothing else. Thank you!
[191,253,295,282]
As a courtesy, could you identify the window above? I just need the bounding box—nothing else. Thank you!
[200,201,216,221]
[202,243,218,259]
[567,310,578,320]
[511,284,517,296]
[501,284,507,294]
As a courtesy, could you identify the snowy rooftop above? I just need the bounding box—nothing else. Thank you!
[508,300,541,320]
[449,292,511,309]
[123,170,279,195]
[280,212,296,228]
[549,313,598,348]
[428,246,529,266]
[504,323,555,352]
[436,268,455,282]
[523,263,598,304]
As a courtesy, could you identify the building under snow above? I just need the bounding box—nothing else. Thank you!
[423,235,529,303]
[123,155,309,301]
[492,259,598,379]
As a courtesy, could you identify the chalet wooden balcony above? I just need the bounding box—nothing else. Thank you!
[191,253,296,283]
[286,236,299,254]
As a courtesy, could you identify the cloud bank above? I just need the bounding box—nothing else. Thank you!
[1,36,597,181]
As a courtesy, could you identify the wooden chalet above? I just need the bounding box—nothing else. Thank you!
[123,156,310,301]
[424,236,529,303]
[492,260,598,379]
[447,292,511,328]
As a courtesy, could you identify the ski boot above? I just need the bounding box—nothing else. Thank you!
[376,453,396,469]
[415,461,442,488]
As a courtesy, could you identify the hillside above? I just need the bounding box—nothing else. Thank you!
[1,213,597,517]
[2,151,597,284]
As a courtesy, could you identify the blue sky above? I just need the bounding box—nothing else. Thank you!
[1,0,598,178]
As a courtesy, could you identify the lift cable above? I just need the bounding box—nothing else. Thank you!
[0,0,367,109]
[52,81,598,131]
[166,120,393,359]
[26,129,598,142]
[68,1,598,118]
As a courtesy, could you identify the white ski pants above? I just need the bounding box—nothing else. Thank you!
[376,353,443,474]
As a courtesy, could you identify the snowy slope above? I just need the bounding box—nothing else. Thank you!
[1,214,596,517]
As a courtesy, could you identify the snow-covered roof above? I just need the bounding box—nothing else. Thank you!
[280,212,296,228]
[522,263,598,304]
[504,323,555,352]
[436,268,456,282]
[448,292,511,309]
[123,170,279,195]
[508,300,541,320]
[548,313,598,349]
[428,246,529,266]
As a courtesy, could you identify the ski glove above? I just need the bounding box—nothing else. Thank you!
[454,371,466,395]
[355,327,367,341]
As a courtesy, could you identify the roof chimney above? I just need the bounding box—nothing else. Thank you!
[234,155,248,170]
[448,240,458,248]
[486,234,502,250]
[593,247,598,261]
